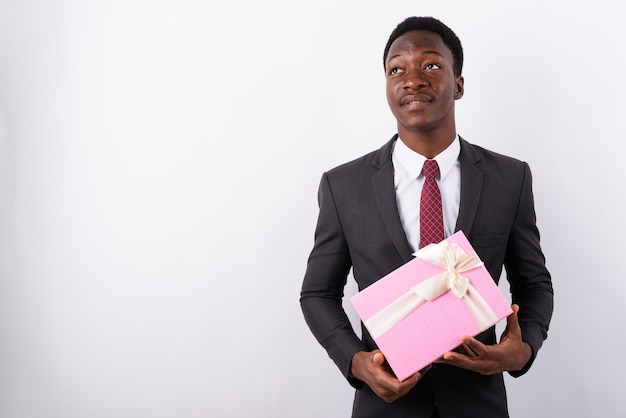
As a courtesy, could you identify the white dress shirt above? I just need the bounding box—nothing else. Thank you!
[392,136,461,252]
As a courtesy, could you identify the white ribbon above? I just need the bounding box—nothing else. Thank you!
[364,241,499,340]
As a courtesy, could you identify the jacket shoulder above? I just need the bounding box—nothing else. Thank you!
[461,139,529,176]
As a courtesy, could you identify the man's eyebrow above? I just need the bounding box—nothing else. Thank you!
[386,49,445,64]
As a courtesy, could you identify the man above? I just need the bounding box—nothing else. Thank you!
[300,16,553,417]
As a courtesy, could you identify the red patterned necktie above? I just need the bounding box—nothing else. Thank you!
[419,159,444,248]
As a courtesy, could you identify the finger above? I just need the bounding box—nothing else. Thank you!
[402,372,421,386]
[461,336,487,356]
[404,364,431,387]
[441,350,471,367]
[458,342,477,357]
[442,349,497,374]
[412,364,432,380]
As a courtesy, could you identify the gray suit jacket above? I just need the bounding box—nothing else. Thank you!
[300,136,553,418]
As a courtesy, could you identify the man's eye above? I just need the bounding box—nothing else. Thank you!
[425,63,442,70]
[389,67,400,75]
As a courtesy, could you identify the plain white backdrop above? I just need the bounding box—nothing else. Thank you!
[1,1,624,417]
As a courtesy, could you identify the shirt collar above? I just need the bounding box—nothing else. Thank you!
[393,135,460,180]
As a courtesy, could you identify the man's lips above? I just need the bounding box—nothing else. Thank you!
[400,94,433,106]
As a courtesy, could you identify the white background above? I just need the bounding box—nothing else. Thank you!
[1,1,624,417]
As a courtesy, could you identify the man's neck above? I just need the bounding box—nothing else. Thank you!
[397,127,457,159]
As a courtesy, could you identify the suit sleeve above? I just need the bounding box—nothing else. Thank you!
[505,162,554,377]
[300,173,368,386]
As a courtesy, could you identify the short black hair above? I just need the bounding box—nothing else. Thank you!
[383,17,464,76]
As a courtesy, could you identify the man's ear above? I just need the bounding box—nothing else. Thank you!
[454,75,464,100]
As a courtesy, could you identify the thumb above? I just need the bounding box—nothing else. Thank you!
[372,351,385,365]
[502,304,521,341]
[507,304,520,328]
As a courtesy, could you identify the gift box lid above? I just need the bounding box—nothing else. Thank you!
[350,231,513,381]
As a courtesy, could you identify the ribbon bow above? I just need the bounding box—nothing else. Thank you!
[364,241,498,340]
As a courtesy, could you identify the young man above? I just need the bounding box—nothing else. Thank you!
[300,17,553,417]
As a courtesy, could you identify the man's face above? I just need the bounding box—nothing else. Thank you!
[385,30,464,135]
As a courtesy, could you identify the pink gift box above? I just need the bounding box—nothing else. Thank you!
[350,231,512,381]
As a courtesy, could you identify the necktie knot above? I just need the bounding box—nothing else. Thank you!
[422,159,439,180]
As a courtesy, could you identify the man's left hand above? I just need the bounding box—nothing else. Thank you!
[437,304,531,375]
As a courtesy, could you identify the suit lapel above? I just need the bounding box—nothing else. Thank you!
[455,137,483,236]
[370,136,483,260]
[371,136,414,262]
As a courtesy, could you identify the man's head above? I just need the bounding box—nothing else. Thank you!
[383,17,465,149]
[383,17,463,77]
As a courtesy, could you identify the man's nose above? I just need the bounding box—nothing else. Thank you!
[404,71,428,89]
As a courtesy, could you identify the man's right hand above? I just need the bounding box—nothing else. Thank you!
[350,350,430,403]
